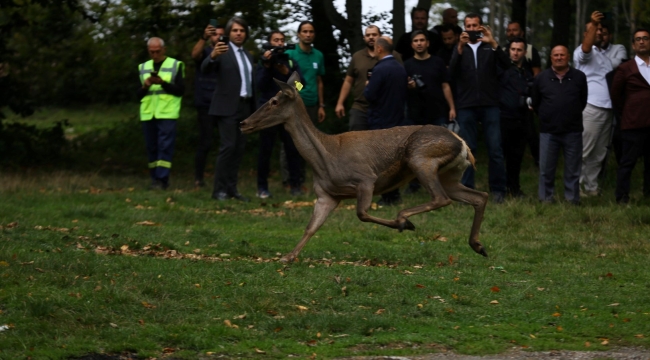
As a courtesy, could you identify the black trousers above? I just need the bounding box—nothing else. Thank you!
[194,106,217,181]
[615,128,650,201]
[257,125,303,190]
[500,116,527,194]
[212,99,251,196]
[526,111,540,166]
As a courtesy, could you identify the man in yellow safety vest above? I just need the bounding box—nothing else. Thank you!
[137,37,185,190]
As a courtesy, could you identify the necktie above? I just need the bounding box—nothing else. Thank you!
[239,48,252,97]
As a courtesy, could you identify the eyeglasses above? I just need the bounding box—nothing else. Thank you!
[634,36,650,42]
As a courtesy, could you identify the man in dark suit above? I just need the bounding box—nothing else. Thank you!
[610,28,650,204]
[201,16,256,202]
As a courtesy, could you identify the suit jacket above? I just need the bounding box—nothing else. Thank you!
[201,43,257,117]
[610,58,650,130]
[363,56,408,129]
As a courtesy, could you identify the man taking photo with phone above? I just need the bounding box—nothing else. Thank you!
[449,13,510,204]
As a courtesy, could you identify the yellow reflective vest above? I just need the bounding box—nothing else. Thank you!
[138,57,184,121]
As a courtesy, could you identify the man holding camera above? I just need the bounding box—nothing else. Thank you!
[396,7,442,62]
[404,30,455,127]
[450,13,510,203]
[137,37,185,190]
[498,38,534,198]
[255,30,305,199]
[191,21,224,188]
[201,16,256,202]
[574,11,614,197]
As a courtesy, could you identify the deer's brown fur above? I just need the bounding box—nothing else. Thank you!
[240,73,489,263]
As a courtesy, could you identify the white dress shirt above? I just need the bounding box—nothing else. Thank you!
[573,45,613,108]
[602,43,627,68]
[636,56,650,85]
[231,43,253,98]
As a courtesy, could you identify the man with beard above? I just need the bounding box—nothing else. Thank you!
[610,29,650,203]
[436,24,460,66]
[335,25,402,131]
[573,11,614,197]
[432,8,463,36]
[505,21,541,76]
[498,38,534,198]
[600,23,628,68]
[395,7,442,62]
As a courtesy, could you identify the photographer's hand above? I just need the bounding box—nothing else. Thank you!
[203,25,215,41]
[210,42,229,60]
[407,77,416,89]
[458,32,469,54]
[480,26,498,49]
[149,75,163,85]
[449,108,456,121]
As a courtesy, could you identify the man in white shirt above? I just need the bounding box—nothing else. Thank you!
[600,23,628,69]
[573,11,613,197]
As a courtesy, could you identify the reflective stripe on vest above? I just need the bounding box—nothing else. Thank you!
[139,57,183,121]
[148,160,172,169]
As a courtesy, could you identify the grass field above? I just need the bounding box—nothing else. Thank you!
[1,106,649,359]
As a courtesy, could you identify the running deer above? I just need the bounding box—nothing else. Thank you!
[239,72,489,263]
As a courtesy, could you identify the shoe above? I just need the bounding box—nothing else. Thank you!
[256,189,272,199]
[149,179,167,190]
[580,189,600,197]
[212,191,230,201]
[492,192,505,204]
[290,187,303,196]
[231,193,250,202]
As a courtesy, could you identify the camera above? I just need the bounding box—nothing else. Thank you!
[150,70,159,77]
[262,43,296,62]
[367,70,372,79]
[467,31,483,42]
[411,74,427,89]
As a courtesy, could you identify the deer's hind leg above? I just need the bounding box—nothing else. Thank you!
[355,182,415,231]
[440,173,489,257]
[394,160,454,231]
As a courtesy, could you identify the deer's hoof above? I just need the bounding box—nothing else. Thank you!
[398,219,416,232]
[280,254,298,263]
[478,247,488,257]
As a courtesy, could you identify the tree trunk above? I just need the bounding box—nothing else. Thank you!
[310,0,342,101]
[488,0,496,29]
[497,0,505,44]
[552,0,571,48]
[512,0,527,26]
[392,0,405,40]
[322,0,363,52]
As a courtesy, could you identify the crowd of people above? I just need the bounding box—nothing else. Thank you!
[136,8,650,206]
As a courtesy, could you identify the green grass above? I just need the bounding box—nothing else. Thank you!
[1,106,650,359]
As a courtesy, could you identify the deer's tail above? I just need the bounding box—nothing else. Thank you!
[450,131,476,170]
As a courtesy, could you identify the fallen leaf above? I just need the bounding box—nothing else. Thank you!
[623,318,631,322]
[605,272,613,277]
[135,220,159,226]
[634,334,644,338]
[255,348,266,354]
[584,341,591,347]
[529,334,536,339]
[0,261,9,267]
[295,305,308,311]
[491,286,500,293]
[375,309,385,315]
[537,287,545,291]
[556,326,563,331]
[109,323,118,328]
[224,320,233,327]
[141,301,156,309]
[274,327,283,332]
[552,312,561,317]
[490,300,499,305]
[417,304,423,308]
[316,332,321,338]
[138,319,145,326]
[607,303,620,307]
[452,294,459,300]
[194,284,201,288]
[162,348,175,354]
[415,284,425,288]
[453,326,460,330]
[234,314,246,320]
[601,340,609,345]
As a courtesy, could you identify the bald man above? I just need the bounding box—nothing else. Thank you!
[532,45,588,205]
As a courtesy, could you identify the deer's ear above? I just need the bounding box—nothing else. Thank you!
[274,77,297,99]
[287,71,301,85]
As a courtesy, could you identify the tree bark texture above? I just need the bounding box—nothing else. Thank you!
[512,0,527,27]
[552,0,571,48]
[392,0,405,41]
[311,0,342,100]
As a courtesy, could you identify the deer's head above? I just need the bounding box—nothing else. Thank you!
[240,72,302,134]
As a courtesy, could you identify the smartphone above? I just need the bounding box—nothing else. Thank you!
[602,12,613,21]
[150,70,159,77]
[209,19,218,27]
[467,31,483,42]
[219,35,229,44]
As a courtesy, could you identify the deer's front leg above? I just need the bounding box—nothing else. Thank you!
[281,186,340,263]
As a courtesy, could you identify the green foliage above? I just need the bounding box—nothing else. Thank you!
[0,120,69,167]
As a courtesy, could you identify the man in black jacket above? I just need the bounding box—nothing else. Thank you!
[499,38,534,199]
[532,45,588,205]
[449,13,510,203]
[395,7,442,62]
